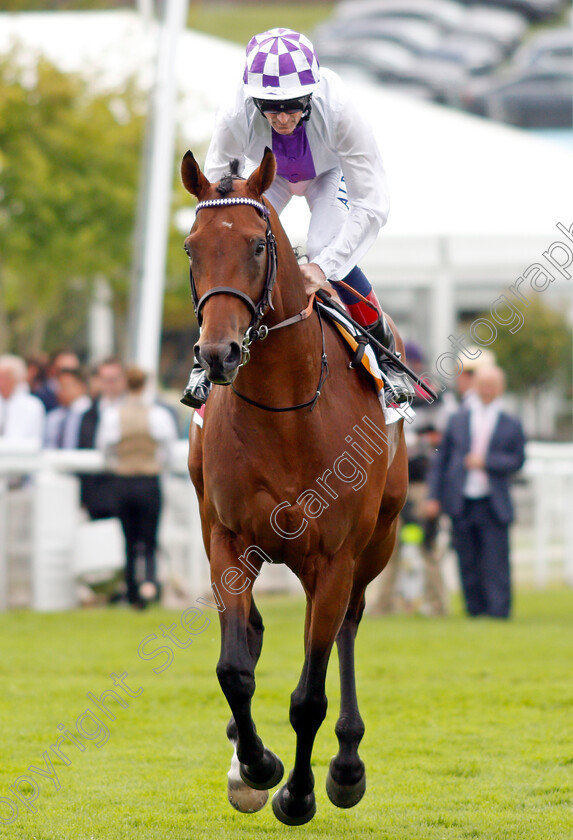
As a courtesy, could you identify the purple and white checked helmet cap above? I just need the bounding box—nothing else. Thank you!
[243,28,320,99]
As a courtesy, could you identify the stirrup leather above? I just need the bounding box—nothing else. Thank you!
[367,317,415,404]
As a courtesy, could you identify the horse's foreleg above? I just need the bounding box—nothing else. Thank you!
[326,602,367,808]
[210,538,283,810]
[218,603,283,791]
[272,564,352,826]
[226,596,265,739]
[225,597,273,812]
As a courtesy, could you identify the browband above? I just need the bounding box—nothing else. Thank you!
[195,197,270,217]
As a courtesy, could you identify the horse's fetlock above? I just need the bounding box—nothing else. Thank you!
[236,737,264,767]
[334,713,365,745]
[287,768,315,799]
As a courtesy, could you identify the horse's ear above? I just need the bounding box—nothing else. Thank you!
[246,147,276,198]
[181,150,210,199]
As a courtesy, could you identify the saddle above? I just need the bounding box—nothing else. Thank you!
[315,292,416,424]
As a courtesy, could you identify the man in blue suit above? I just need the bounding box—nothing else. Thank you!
[426,366,526,618]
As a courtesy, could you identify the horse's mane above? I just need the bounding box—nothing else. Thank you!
[216,159,241,196]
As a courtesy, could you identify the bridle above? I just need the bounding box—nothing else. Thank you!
[187,195,328,412]
[188,196,278,337]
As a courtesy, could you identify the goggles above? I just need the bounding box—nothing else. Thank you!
[254,96,310,115]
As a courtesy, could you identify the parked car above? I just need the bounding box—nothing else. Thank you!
[431,32,504,73]
[314,17,443,54]
[314,17,502,76]
[455,0,567,23]
[460,6,527,51]
[333,0,466,30]
[333,0,527,52]
[316,37,453,101]
[358,39,468,101]
[511,27,573,69]
[461,64,573,126]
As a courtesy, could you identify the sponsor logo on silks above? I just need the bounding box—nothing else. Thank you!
[336,175,349,209]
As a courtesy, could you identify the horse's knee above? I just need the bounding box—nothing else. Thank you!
[217,661,255,703]
[289,687,328,735]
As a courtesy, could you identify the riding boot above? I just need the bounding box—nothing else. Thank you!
[180,362,212,408]
[367,316,416,405]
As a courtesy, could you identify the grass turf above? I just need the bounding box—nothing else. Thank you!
[0,589,572,839]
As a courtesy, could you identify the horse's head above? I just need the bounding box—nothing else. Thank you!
[181,149,277,385]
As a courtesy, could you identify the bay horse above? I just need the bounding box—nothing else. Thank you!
[181,148,408,826]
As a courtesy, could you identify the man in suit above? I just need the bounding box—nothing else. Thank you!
[426,366,526,619]
[44,368,91,449]
[78,358,127,520]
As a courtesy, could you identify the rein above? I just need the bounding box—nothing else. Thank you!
[190,196,328,412]
[232,304,328,413]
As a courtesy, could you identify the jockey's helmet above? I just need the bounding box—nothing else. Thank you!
[243,28,320,101]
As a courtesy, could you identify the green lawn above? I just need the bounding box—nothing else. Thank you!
[0,589,572,839]
[188,3,334,46]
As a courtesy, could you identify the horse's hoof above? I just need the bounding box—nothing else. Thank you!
[239,748,284,791]
[227,777,269,813]
[272,785,316,826]
[325,760,366,809]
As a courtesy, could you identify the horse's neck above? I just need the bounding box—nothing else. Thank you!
[233,221,321,397]
[266,220,309,325]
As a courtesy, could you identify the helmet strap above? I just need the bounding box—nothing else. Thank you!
[301,96,313,121]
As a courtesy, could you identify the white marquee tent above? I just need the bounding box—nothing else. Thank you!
[2,10,573,362]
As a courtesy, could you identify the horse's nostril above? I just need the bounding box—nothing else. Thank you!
[194,341,241,382]
[224,342,242,370]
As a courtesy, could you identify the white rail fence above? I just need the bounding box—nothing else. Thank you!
[0,440,572,611]
[0,439,299,612]
[522,442,573,588]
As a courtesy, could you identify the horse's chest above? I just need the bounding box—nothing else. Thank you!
[203,431,385,557]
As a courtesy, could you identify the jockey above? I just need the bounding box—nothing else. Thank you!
[182,27,414,408]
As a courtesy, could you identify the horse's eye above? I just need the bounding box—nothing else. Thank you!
[255,241,266,256]
[183,244,191,258]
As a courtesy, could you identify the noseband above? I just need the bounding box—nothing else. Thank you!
[188,197,278,337]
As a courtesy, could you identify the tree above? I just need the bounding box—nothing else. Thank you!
[485,297,572,395]
[0,53,145,354]
[479,296,573,436]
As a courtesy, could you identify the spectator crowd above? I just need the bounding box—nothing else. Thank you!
[1,344,527,618]
[0,350,179,609]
